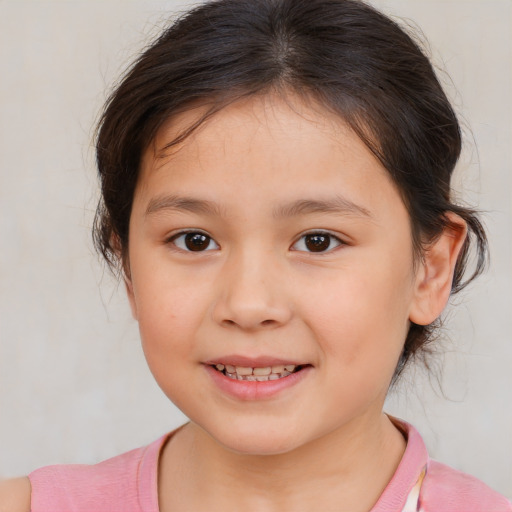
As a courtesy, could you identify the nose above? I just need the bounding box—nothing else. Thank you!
[212,249,293,331]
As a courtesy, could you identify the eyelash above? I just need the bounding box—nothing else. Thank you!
[291,231,344,253]
[166,230,345,254]
[167,230,220,252]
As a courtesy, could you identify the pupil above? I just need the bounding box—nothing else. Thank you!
[185,233,209,251]
[305,234,329,252]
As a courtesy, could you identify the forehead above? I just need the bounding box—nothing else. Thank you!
[146,93,348,160]
[137,93,405,222]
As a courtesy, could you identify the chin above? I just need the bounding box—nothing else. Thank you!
[221,434,302,456]
[201,417,311,456]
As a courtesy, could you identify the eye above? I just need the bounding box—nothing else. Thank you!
[169,231,220,252]
[292,232,343,253]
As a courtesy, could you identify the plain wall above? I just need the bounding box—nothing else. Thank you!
[0,0,510,498]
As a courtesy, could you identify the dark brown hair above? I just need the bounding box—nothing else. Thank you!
[94,0,487,381]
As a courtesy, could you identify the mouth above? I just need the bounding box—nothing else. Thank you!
[205,358,313,400]
[209,363,308,382]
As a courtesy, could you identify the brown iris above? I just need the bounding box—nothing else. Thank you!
[184,233,211,251]
[304,234,331,252]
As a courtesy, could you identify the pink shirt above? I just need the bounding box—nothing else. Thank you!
[29,419,511,512]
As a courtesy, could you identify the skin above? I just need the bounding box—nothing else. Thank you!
[0,93,465,511]
[125,94,466,512]
[0,478,31,512]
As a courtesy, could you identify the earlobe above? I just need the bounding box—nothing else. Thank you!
[409,213,467,326]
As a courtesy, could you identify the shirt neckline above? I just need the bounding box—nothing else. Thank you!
[138,417,428,512]
[370,417,429,512]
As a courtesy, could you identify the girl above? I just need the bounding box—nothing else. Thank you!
[1,0,510,510]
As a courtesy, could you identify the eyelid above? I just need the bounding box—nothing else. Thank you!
[166,229,220,252]
[164,229,346,253]
[290,230,346,253]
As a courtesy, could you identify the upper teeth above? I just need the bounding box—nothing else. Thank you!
[214,364,298,381]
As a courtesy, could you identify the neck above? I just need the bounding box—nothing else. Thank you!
[159,412,406,512]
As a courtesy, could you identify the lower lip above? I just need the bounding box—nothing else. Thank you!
[204,365,312,401]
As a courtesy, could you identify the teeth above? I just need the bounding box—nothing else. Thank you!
[236,366,253,376]
[214,363,302,381]
[253,367,272,376]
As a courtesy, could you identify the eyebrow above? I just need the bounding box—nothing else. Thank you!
[145,194,372,219]
[145,195,222,217]
[273,196,373,219]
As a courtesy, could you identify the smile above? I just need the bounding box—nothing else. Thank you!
[212,364,304,381]
[205,359,312,400]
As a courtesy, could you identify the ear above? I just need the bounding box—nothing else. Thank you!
[122,255,138,320]
[409,212,467,326]
[125,274,139,320]
[112,233,139,320]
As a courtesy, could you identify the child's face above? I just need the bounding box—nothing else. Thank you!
[127,94,421,454]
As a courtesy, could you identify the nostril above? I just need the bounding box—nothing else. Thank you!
[261,319,276,326]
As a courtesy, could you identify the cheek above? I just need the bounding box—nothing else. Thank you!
[133,280,210,408]
[131,266,209,365]
[299,258,413,372]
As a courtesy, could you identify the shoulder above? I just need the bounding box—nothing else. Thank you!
[0,477,31,512]
[28,445,147,511]
[421,459,512,512]
[26,432,171,512]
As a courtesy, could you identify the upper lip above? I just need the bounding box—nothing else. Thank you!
[204,355,309,367]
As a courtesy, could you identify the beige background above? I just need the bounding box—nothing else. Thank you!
[0,0,510,499]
